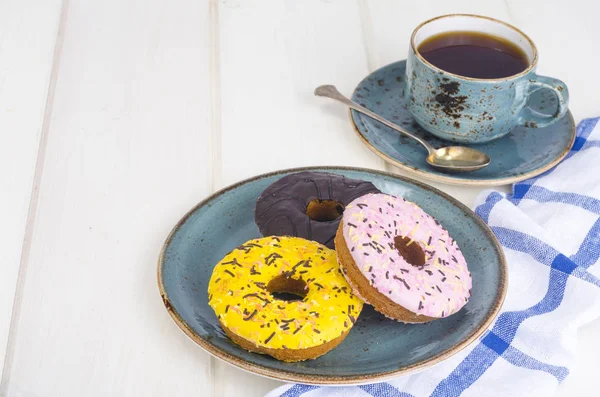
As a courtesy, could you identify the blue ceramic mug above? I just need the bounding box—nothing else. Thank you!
[404,14,569,144]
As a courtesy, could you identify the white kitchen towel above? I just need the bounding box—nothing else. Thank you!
[267,117,600,397]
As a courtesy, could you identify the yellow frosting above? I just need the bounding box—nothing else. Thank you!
[208,236,363,350]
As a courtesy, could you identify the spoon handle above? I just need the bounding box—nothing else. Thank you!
[314,85,435,154]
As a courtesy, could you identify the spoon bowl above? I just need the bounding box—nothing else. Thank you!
[314,85,490,173]
[426,146,491,173]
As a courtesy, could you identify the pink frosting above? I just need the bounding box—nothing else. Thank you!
[342,193,472,318]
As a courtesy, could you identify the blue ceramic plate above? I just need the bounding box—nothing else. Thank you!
[351,61,575,186]
[158,167,507,384]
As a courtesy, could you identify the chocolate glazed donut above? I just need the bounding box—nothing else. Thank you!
[255,171,380,248]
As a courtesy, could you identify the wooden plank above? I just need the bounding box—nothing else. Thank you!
[5,0,216,395]
[0,0,64,381]
[216,0,382,394]
[218,0,384,189]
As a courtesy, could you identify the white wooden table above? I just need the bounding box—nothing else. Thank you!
[2,1,599,396]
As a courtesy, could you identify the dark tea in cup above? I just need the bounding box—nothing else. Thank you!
[418,31,529,79]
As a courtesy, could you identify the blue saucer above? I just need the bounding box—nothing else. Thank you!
[351,61,575,186]
[158,167,507,384]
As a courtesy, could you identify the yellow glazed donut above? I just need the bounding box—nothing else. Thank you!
[208,236,363,362]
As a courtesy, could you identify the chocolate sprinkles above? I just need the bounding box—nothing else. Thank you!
[250,266,261,275]
[243,309,258,321]
[221,258,241,267]
[265,252,282,265]
[236,243,260,253]
[264,332,276,344]
[243,293,269,303]
[293,260,306,270]
[393,276,410,290]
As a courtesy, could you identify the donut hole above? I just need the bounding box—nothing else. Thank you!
[394,236,426,268]
[306,199,344,222]
[267,275,307,302]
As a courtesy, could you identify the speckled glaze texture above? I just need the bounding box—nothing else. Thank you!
[158,167,507,384]
[351,60,576,186]
[405,26,569,143]
[342,193,471,319]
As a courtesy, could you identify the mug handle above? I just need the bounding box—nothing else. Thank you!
[517,75,569,128]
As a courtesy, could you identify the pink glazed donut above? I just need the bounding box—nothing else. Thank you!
[334,192,472,323]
